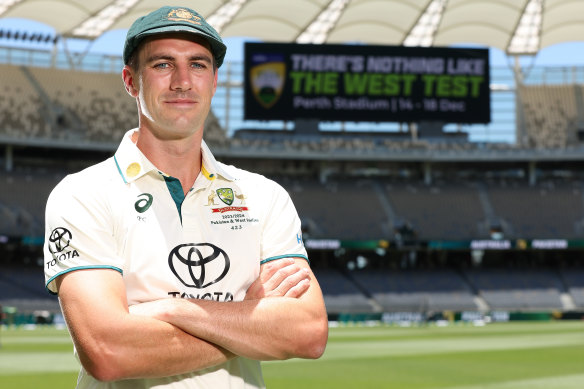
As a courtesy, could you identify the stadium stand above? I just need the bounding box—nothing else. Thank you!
[27,66,137,142]
[2,57,584,321]
[0,63,229,149]
[0,167,65,236]
[561,269,584,309]
[312,268,375,313]
[464,269,564,310]
[0,267,59,314]
[287,177,584,242]
[487,181,584,239]
[385,182,486,240]
[518,84,581,149]
[349,269,477,312]
[0,65,51,139]
[286,179,389,240]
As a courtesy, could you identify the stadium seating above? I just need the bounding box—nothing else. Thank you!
[487,181,584,238]
[385,182,486,240]
[0,169,64,236]
[0,65,51,139]
[350,269,477,312]
[561,269,584,308]
[464,269,564,310]
[518,84,581,149]
[27,66,137,142]
[287,179,388,240]
[312,269,375,313]
[0,268,59,313]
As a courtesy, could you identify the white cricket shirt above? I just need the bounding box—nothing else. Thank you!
[44,129,308,389]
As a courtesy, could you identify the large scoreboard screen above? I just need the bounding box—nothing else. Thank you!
[244,42,490,124]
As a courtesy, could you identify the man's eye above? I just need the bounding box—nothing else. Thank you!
[154,63,169,69]
[191,62,205,69]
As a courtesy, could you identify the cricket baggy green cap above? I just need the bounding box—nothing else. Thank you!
[123,6,226,67]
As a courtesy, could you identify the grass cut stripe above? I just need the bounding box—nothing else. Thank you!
[1,321,583,389]
[446,373,584,389]
[0,352,79,374]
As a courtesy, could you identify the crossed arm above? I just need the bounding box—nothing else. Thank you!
[56,258,328,382]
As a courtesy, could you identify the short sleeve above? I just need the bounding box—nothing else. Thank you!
[259,180,308,265]
[44,174,122,294]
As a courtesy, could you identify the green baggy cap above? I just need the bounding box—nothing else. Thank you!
[123,6,226,68]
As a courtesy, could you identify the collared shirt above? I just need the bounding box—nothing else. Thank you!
[44,129,308,389]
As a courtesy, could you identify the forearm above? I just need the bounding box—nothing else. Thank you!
[57,270,234,382]
[80,313,234,381]
[181,296,328,360]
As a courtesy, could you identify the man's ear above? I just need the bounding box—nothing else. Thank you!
[122,65,139,97]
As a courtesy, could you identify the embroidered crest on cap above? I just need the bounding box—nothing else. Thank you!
[167,8,201,25]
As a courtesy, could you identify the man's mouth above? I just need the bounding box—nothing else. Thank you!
[166,98,197,106]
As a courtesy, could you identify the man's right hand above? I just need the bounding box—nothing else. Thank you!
[245,258,311,300]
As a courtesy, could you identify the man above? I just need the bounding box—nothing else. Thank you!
[44,6,328,388]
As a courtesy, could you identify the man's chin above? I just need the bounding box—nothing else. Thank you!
[154,121,203,140]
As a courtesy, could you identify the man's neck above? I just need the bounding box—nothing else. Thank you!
[133,128,203,195]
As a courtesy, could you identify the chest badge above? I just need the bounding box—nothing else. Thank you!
[206,188,249,214]
[216,188,234,205]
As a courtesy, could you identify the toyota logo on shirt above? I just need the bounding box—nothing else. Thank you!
[168,243,230,289]
[48,227,72,254]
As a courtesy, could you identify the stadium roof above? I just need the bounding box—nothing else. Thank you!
[0,0,582,55]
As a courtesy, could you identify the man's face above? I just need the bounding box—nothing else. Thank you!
[126,33,218,140]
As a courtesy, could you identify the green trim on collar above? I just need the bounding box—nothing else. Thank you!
[114,155,128,184]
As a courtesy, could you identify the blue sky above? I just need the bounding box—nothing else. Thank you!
[1,17,583,67]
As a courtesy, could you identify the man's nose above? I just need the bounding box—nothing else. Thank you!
[170,65,192,91]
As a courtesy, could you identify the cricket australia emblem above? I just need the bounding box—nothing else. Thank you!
[216,188,234,205]
[206,188,249,214]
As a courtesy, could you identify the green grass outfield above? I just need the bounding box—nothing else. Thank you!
[0,321,583,388]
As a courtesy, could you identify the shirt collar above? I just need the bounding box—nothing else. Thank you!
[200,138,235,182]
[114,129,234,184]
